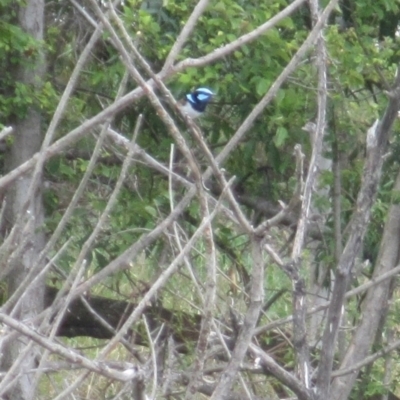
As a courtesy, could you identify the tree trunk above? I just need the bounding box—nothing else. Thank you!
[0,0,46,399]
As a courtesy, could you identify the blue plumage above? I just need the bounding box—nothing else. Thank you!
[180,88,214,118]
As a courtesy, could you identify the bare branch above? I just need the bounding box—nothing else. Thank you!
[255,261,400,334]
[172,0,307,71]
[332,336,400,378]
[316,64,400,399]
[248,343,314,400]
[163,0,211,69]
[209,237,264,399]
[0,313,143,381]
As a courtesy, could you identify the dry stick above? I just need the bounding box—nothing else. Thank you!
[380,328,393,400]
[315,66,400,398]
[209,236,264,400]
[69,0,98,28]
[168,145,205,302]
[0,0,306,193]
[162,337,178,396]
[163,0,211,69]
[331,133,343,264]
[290,0,328,389]
[248,343,313,400]
[184,228,217,400]
[237,374,253,400]
[332,336,400,378]
[256,147,307,351]
[248,148,306,386]
[0,313,139,382]
[107,128,193,189]
[53,372,91,400]
[169,142,217,398]
[173,100,217,400]
[209,318,233,359]
[142,315,159,400]
[173,0,306,71]
[331,131,345,362]
[77,295,145,362]
[202,299,254,400]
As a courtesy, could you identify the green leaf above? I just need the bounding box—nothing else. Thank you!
[274,126,289,148]
[145,205,157,217]
[256,78,269,97]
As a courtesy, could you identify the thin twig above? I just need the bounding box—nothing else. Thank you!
[209,236,264,399]
[143,315,157,400]
[163,0,211,69]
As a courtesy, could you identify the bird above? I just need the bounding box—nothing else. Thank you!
[179,87,214,118]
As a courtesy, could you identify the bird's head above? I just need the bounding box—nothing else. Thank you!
[181,87,214,118]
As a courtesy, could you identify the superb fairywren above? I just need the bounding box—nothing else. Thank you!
[179,88,214,118]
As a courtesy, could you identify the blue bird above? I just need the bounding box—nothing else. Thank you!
[180,88,214,118]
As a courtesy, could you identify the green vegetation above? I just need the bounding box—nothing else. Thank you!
[1,0,400,398]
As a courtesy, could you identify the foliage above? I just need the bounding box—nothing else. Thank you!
[2,0,400,398]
